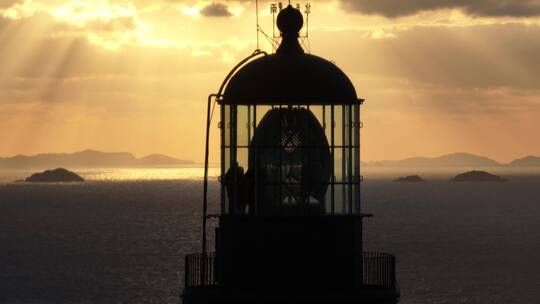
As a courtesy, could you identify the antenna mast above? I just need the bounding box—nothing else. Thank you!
[304,2,311,52]
[257,1,312,53]
[256,0,260,50]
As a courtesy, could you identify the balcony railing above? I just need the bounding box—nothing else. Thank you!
[362,252,396,288]
[185,252,396,290]
[185,252,216,288]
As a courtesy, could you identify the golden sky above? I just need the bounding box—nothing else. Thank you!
[1,0,540,163]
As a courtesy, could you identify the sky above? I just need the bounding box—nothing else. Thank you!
[1,0,540,163]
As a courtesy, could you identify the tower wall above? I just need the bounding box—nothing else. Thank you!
[216,215,363,292]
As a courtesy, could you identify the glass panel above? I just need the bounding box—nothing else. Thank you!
[353,103,361,215]
[325,184,333,214]
[221,105,228,214]
[223,147,231,214]
[344,182,350,214]
[248,105,255,144]
[344,141,352,214]
[334,105,343,147]
[255,105,273,126]
[346,104,353,214]
[310,105,324,127]
[345,105,352,147]
[237,147,248,171]
[237,105,250,147]
[334,148,344,182]
[223,105,231,147]
[323,106,331,147]
[352,182,360,214]
[333,184,345,215]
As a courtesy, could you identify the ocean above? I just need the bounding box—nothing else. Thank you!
[0,168,539,303]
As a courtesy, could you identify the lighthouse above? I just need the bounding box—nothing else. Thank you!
[184,4,399,304]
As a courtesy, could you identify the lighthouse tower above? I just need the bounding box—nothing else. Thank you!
[184,5,399,304]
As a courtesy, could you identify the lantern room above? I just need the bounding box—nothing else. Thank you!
[220,5,362,217]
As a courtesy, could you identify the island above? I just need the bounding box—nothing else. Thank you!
[509,156,540,167]
[395,175,425,182]
[24,168,85,182]
[451,170,507,182]
[0,149,194,169]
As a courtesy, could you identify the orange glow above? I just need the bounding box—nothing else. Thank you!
[1,1,540,163]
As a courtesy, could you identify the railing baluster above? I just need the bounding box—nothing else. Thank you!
[185,252,218,288]
[186,251,396,290]
[360,252,396,289]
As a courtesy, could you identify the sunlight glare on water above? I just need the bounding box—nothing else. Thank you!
[80,167,220,181]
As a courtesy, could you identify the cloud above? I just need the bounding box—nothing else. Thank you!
[340,0,540,18]
[0,0,18,9]
[200,2,232,17]
[316,23,540,91]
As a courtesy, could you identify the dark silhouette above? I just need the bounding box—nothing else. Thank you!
[451,170,507,182]
[24,168,84,182]
[224,162,250,214]
[185,5,398,304]
[395,175,425,182]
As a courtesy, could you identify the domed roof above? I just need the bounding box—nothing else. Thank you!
[221,5,358,105]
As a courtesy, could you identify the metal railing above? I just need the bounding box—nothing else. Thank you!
[362,252,396,288]
[184,251,396,289]
[185,252,217,288]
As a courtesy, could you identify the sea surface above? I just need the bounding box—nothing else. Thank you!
[0,167,539,303]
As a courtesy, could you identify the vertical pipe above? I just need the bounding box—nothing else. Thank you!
[253,106,258,215]
[231,105,238,214]
[248,105,252,143]
[246,105,252,214]
[341,106,346,213]
[272,5,276,41]
[322,105,327,213]
[330,105,335,214]
[348,105,353,214]
[221,105,226,215]
[354,103,360,214]
[279,106,283,215]
[357,102,363,284]
[202,94,216,285]
[256,0,259,50]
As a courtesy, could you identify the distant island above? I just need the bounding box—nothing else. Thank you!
[451,171,507,182]
[2,150,539,170]
[25,168,84,182]
[395,175,425,182]
[508,156,540,167]
[0,149,194,169]
[365,152,540,168]
[367,152,500,167]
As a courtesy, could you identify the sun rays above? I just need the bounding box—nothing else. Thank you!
[0,0,540,162]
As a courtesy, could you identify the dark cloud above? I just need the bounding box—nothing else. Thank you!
[315,23,540,91]
[340,0,540,18]
[200,2,232,17]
